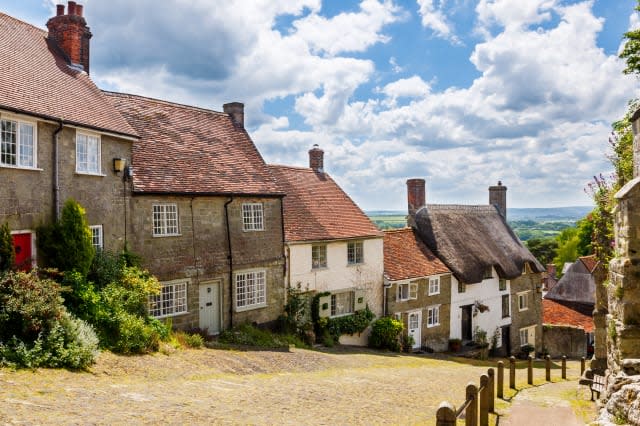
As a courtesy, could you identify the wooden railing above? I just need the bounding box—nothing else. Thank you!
[436,355,582,426]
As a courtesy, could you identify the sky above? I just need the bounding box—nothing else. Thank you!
[2,0,639,210]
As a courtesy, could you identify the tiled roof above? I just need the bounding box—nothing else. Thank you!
[384,228,450,281]
[543,299,594,332]
[105,92,282,195]
[268,165,382,242]
[579,255,599,274]
[0,13,136,137]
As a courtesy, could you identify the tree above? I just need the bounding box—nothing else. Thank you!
[553,227,580,273]
[525,237,558,266]
[0,222,15,272]
[38,199,95,276]
[620,1,640,76]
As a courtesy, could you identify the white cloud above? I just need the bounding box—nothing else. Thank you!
[416,0,461,43]
[380,75,431,102]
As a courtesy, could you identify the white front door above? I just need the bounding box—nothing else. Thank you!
[408,311,421,349]
[199,281,221,335]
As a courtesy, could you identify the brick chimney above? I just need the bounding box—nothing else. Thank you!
[407,178,426,220]
[489,181,507,219]
[223,102,244,128]
[47,1,92,73]
[309,144,324,172]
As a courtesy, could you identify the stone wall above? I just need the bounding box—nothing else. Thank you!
[509,271,543,355]
[542,324,587,358]
[129,195,285,330]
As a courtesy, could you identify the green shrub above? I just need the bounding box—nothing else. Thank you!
[0,222,15,272]
[38,199,95,276]
[106,312,160,354]
[369,317,403,352]
[218,323,306,348]
[61,271,100,321]
[0,271,99,368]
[88,250,125,290]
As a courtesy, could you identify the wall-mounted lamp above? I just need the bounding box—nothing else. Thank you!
[113,158,126,175]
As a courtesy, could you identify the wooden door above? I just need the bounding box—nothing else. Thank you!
[11,233,32,271]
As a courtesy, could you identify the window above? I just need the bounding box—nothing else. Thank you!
[236,270,266,310]
[483,266,493,279]
[1,118,36,168]
[518,291,529,311]
[499,278,507,291]
[397,282,418,302]
[89,225,103,250]
[312,245,327,269]
[149,280,188,318]
[427,305,440,327]
[458,281,466,293]
[428,277,440,295]
[519,326,535,347]
[331,291,354,316]
[153,204,179,236]
[76,132,100,174]
[347,241,364,265]
[242,203,264,231]
[502,294,510,318]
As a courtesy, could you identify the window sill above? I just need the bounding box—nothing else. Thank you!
[236,302,267,313]
[427,323,440,328]
[347,262,364,267]
[311,266,328,271]
[152,233,182,238]
[519,308,529,312]
[152,311,188,319]
[1,164,42,171]
[242,228,265,232]
[75,171,106,177]
[427,292,440,297]
[330,312,355,318]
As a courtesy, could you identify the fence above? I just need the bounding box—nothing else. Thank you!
[436,355,584,426]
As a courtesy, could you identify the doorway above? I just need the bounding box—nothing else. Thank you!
[199,281,221,335]
[407,311,422,350]
[11,232,34,271]
[461,305,473,341]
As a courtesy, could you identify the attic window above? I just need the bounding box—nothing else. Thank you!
[483,267,493,279]
[523,262,532,274]
[499,279,507,291]
[458,282,466,294]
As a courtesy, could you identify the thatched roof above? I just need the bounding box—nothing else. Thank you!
[545,260,595,305]
[413,204,544,284]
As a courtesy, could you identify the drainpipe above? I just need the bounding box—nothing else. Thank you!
[52,120,63,220]
[224,197,234,329]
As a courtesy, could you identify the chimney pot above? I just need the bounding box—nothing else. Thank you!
[68,1,76,15]
[309,144,324,172]
[76,4,83,17]
[489,181,507,219]
[56,4,65,16]
[223,102,244,128]
[407,178,426,219]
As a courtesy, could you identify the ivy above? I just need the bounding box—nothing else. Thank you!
[311,292,374,344]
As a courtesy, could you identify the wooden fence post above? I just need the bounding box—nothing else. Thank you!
[581,357,585,376]
[466,382,478,426]
[527,356,533,385]
[509,356,516,389]
[487,368,495,413]
[497,361,504,399]
[480,374,489,426]
[545,355,551,382]
[562,356,567,380]
[436,401,456,426]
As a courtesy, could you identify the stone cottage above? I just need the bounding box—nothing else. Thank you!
[0,2,286,333]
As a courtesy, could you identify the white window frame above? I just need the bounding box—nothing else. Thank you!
[235,269,267,311]
[499,278,507,291]
[331,290,355,317]
[428,276,440,296]
[89,225,103,250]
[311,244,327,269]
[502,294,510,318]
[427,305,440,328]
[149,279,188,318]
[519,326,536,347]
[1,116,37,169]
[153,203,180,237]
[518,291,530,311]
[347,240,364,265]
[75,131,101,175]
[242,203,264,231]
[397,281,418,302]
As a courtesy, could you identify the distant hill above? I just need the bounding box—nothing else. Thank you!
[367,206,592,222]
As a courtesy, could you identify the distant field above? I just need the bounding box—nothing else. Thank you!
[367,207,591,240]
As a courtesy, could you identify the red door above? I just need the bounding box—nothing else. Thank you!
[11,233,33,271]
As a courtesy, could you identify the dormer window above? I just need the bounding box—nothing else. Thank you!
[483,266,493,279]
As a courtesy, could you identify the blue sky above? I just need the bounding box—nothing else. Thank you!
[2,0,638,210]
